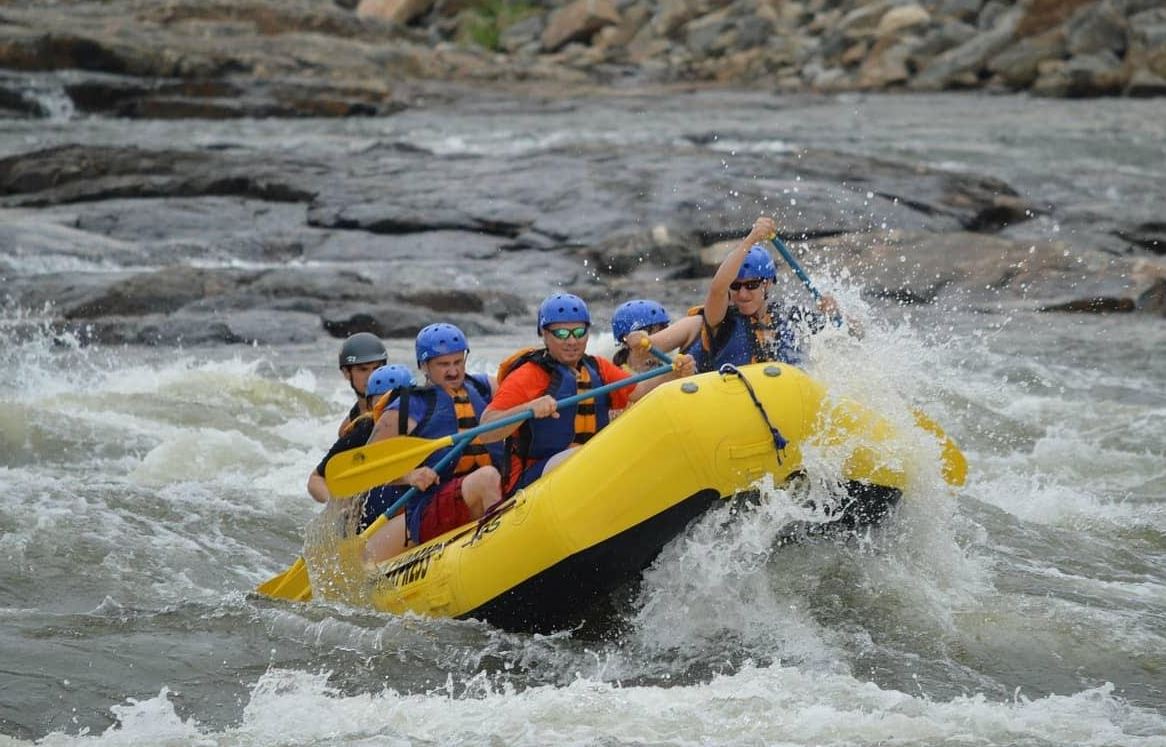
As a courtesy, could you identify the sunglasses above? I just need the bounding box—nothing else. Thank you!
[729,279,764,292]
[548,326,589,340]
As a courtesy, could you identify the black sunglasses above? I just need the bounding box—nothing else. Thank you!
[729,279,764,292]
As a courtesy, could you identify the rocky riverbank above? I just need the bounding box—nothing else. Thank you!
[2,89,1164,348]
[1,0,1165,122]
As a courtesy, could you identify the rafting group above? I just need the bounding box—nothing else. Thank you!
[303,216,861,570]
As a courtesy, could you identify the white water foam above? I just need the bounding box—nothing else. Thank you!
[30,664,1166,746]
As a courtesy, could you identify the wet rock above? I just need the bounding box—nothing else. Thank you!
[399,289,529,320]
[218,309,324,345]
[0,145,314,207]
[586,226,699,277]
[1116,222,1166,255]
[0,208,147,269]
[318,302,518,339]
[806,230,1166,315]
[4,271,137,317]
[57,308,321,346]
[60,266,259,319]
[60,314,242,346]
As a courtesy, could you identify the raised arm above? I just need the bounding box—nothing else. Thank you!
[703,216,778,329]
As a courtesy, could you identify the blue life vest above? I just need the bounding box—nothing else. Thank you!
[686,302,822,373]
[504,351,611,489]
[378,373,500,541]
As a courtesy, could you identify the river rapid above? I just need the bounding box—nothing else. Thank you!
[2,92,1165,745]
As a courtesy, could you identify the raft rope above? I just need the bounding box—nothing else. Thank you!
[718,363,788,462]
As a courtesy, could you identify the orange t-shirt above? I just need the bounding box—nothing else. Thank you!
[491,356,634,491]
[490,356,634,413]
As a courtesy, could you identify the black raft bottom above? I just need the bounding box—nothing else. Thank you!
[463,481,901,634]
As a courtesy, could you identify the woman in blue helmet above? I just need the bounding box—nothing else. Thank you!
[478,293,695,496]
[611,299,671,372]
[363,323,504,564]
[307,362,413,511]
[628,216,848,373]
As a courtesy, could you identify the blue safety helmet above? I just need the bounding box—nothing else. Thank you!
[611,299,671,343]
[366,364,413,397]
[415,323,469,367]
[737,245,777,282]
[537,293,591,333]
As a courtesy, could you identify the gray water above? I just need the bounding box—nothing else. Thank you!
[1,92,1165,745]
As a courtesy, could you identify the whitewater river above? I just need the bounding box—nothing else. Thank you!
[2,92,1165,745]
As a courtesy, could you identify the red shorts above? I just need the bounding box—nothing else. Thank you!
[417,476,471,543]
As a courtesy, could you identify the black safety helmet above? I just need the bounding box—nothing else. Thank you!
[338,332,388,368]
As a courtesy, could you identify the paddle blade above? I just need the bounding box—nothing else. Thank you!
[912,409,968,487]
[256,556,313,602]
[324,435,453,498]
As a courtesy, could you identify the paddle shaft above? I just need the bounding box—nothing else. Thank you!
[467,359,675,445]
[770,236,843,327]
[365,437,473,534]
[332,359,677,497]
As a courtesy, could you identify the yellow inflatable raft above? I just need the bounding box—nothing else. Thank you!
[329,362,964,632]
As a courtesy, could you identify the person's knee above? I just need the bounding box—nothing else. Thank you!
[462,468,501,513]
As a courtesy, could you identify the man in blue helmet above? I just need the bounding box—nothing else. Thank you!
[611,299,671,372]
[479,292,695,496]
[307,363,413,517]
[628,216,850,373]
[363,323,503,563]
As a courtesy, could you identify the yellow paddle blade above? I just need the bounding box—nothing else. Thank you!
[324,434,455,498]
[912,409,968,487]
[256,556,313,601]
[255,513,393,602]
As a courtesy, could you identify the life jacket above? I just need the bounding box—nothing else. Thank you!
[498,348,611,489]
[338,410,375,438]
[370,389,401,424]
[685,302,812,373]
[381,373,501,542]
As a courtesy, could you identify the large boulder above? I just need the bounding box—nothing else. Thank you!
[541,0,622,52]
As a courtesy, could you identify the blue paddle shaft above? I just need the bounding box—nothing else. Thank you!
[372,358,676,525]
[377,438,471,524]
[771,236,842,327]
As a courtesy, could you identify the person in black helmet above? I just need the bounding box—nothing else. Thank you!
[335,332,389,436]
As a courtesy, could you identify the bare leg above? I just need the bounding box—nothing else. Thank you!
[460,466,502,517]
[362,512,408,566]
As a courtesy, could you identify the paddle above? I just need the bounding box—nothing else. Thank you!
[770,236,843,327]
[256,438,473,603]
[323,358,679,499]
[257,355,681,601]
[769,235,968,487]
